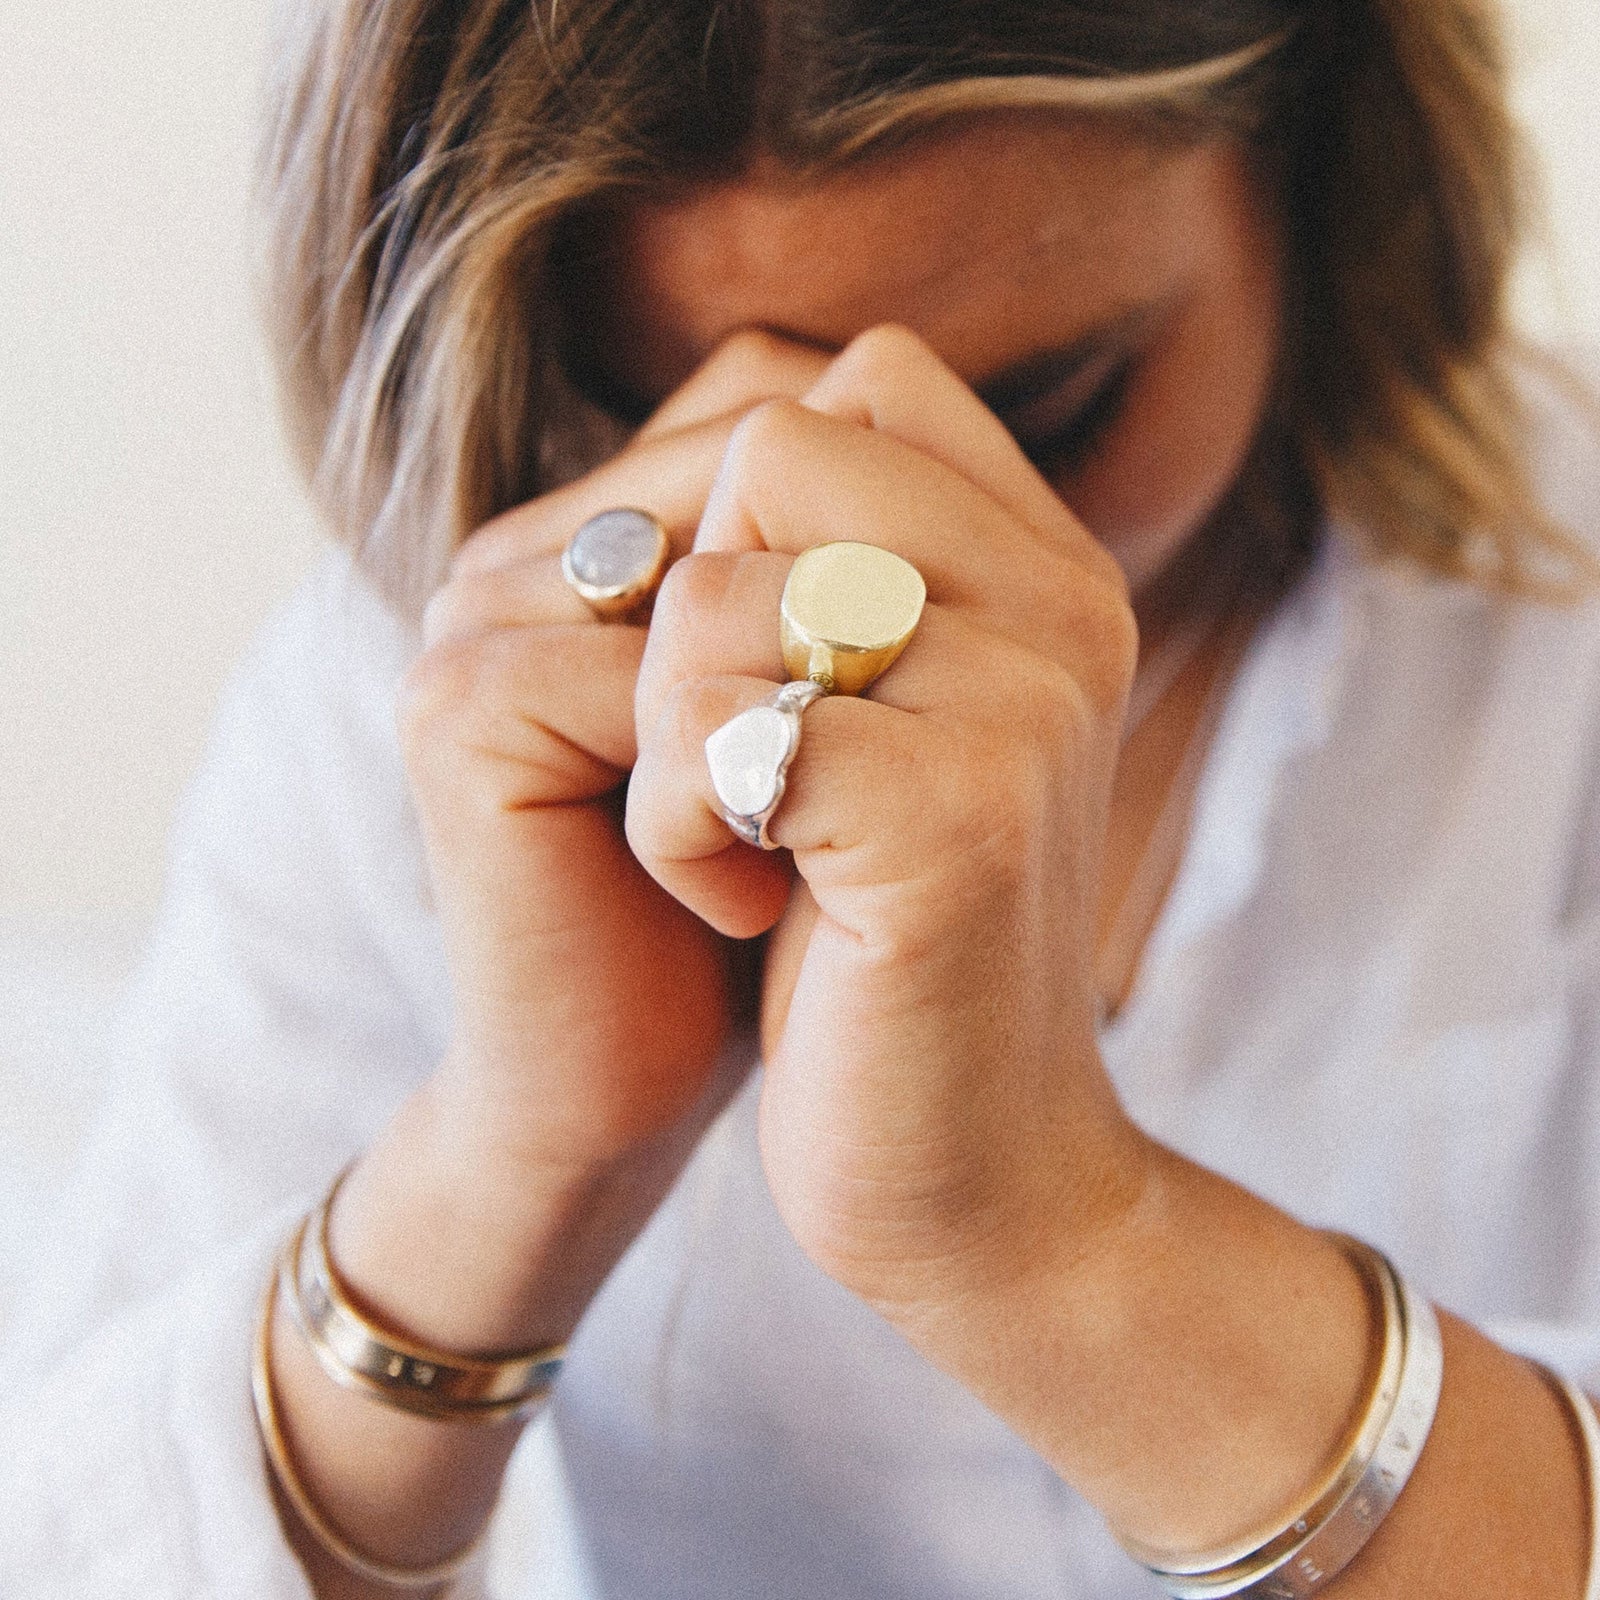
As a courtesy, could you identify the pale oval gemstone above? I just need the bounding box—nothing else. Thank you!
[705,706,794,817]
[566,508,665,594]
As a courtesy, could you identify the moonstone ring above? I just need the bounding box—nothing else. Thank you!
[704,679,829,849]
[561,507,671,619]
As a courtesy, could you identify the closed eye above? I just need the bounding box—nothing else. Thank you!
[1009,358,1134,477]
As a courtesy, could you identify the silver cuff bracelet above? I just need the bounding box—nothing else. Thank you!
[1120,1236,1443,1599]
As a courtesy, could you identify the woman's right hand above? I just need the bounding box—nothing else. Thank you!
[402,332,826,1182]
[335,331,833,1343]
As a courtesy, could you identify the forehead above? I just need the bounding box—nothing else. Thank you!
[579,115,1245,396]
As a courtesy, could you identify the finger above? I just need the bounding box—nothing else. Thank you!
[403,623,647,810]
[633,550,791,736]
[450,333,832,582]
[634,328,833,442]
[422,552,597,644]
[634,543,1104,743]
[450,419,732,578]
[626,672,919,936]
[629,608,1107,928]
[801,325,1124,591]
[694,400,1123,659]
[640,558,1105,739]
[699,399,1034,578]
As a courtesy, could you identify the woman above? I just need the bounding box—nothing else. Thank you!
[6,0,1600,1595]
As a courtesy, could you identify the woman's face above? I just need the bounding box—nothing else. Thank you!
[581,113,1283,601]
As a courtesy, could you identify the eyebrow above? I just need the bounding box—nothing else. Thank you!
[975,304,1155,418]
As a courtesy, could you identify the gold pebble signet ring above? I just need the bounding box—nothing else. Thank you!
[779,541,926,695]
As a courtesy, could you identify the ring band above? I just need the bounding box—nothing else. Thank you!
[562,507,670,619]
[705,679,828,849]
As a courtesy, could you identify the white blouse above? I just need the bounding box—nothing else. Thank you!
[5,374,1600,1600]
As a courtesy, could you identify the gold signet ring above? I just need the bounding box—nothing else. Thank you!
[779,541,926,695]
[562,508,671,619]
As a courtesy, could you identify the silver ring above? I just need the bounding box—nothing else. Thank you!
[1135,1244,1444,1600]
[704,680,829,849]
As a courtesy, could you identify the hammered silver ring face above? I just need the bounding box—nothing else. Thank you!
[705,680,829,849]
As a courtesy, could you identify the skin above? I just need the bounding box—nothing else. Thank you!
[268,115,1589,1598]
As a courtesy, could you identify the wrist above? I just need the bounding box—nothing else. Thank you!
[897,1143,1374,1561]
[864,1096,1160,1342]
[328,1076,673,1353]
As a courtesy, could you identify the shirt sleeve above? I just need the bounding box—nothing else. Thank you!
[1472,354,1600,1392]
[0,550,449,1597]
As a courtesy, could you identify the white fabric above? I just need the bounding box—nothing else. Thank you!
[5,374,1600,1598]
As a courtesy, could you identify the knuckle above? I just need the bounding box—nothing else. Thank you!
[449,505,531,577]
[664,673,727,752]
[720,395,810,481]
[451,481,587,577]
[974,661,1100,827]
[1086,589,1140,712]
[830,323,937,390]
[638,330,825,440]
[398,638,489,750]
[626,679,712,854]
[421,569,493,646]
[1044,564,1138,716]
[1085,541,1133,606]
[650,550,737,635]
[401,634,604,810]
[1030,658,1098,749]
[707,326,806,377]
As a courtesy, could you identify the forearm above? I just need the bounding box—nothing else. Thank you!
[897,1144,1589,1598]
[267,1075,692,1599]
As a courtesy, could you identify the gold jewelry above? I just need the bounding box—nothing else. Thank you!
[251,1236,487,1590]
[779,541,926,694]
[1116,1235,1444,1599]
[561,507,670,618]
[285,1171,565,1424]
[707,542,925,848]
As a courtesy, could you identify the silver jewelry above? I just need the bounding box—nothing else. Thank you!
[705,679,829,849]
[1122,1238,1443,1599]
[1546,1371,1600,1600]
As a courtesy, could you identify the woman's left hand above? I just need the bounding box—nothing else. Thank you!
[630,333,1599,1588]
[626,324,1152,1331]
[624,331,1599,1596]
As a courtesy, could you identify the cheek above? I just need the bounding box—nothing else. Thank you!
[1055,250,1282,589]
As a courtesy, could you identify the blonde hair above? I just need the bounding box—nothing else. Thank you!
[257,0,1593,616]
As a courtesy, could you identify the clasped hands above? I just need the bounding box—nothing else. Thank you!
[406,322,1150,1391]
